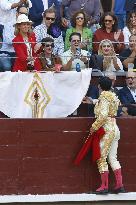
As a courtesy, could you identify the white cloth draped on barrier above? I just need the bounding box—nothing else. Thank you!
[0,69,92,118]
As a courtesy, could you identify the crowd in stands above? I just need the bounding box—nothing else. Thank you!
[0,0,136,116]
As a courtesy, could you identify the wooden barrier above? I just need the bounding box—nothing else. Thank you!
[0,118,135,195]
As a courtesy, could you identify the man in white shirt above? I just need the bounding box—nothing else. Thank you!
[0,0,32,26]
[61,32,88,71]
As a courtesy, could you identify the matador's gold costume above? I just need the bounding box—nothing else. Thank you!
[91,91,125,194]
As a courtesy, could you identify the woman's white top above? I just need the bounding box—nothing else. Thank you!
[123,26,131,45]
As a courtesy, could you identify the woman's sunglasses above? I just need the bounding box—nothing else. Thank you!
[76,17,84,20]
[104,19,113,23]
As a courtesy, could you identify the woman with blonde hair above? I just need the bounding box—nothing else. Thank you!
[90,39,123,71]
[12,14,41,72]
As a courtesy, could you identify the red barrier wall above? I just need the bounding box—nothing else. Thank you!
[0,118,135,195]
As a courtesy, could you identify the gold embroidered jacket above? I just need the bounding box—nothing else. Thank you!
[92,91,120,131]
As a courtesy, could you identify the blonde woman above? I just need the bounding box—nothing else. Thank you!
[90,39,123,71]
[12,14,41,72]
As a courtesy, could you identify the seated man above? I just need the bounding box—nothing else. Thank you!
[34,8,64,56]
[119,34,136,71]
[61,32,88,71]
[118,71,136,105]
[29,0,61,27]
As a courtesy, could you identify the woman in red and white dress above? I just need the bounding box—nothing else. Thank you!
[12,14,41,72]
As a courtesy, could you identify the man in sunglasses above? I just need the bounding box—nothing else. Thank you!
[34,8,64,56]
[61,32,88,71]
[29,0,61,27]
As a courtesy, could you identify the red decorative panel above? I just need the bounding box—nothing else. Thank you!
[0,118,135,194]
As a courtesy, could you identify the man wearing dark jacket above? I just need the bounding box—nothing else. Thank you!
[29,0,60,27]
[119,71,136,116]
[119,71,136,105]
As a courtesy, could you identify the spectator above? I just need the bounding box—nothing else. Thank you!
[0,1,32,71]
[12,14,41,72]
[29,0,61,27]
[65,11,93,51]
[0,4,30,72]
[29,0,47,27]
[119,71,136,105]
[119,34,136,71]
[111,0,126,30]
[90,39,123,72]
[123,12,136,46]
[34,8,64,56]
[93,12,125,54]
[16,4,29,17]
[0,0,32,26]
[0,22,15,72]
[48,0,61,21]
[38,37,62,71]
[61,0,100,30]
[61,32,88,70]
